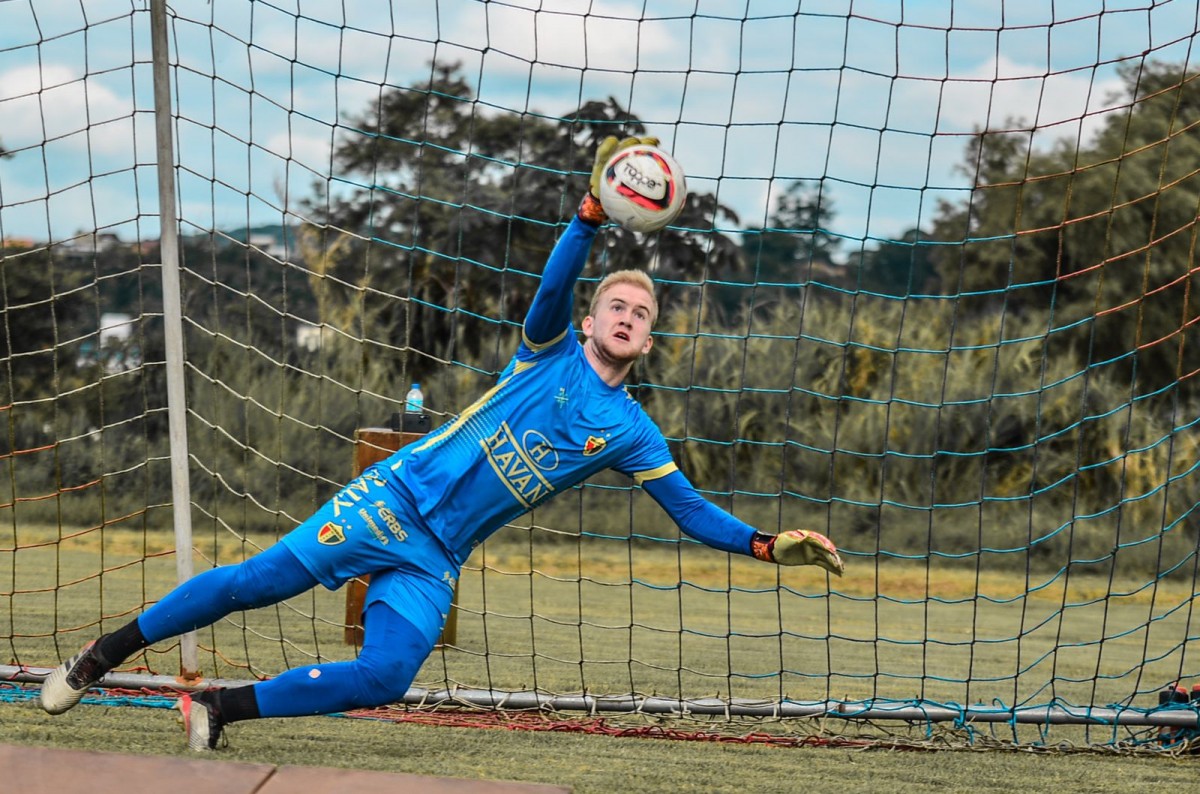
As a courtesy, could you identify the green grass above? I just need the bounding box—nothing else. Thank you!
[3,526,1199,791]
[2,694,1199,793]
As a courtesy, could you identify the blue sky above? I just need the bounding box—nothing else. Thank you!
[1,0,1197,248]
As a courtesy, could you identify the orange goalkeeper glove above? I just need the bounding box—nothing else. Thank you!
[751,529,845,576]
[578,134,661,225]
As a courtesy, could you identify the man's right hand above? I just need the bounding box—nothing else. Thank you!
[589,136,660,197]
[580,135,661,225]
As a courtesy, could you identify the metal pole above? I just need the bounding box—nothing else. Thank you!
[7,664,1198,730]
[149,0,198,680]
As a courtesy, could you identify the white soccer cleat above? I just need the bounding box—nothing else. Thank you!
[39,639,107,715]
[177,693,224,751]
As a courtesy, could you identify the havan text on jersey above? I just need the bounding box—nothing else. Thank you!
[482,421,558,508]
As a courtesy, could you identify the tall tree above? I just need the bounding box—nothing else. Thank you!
[740,181,841,280]
[929,61,1200,398]
[855,228,936,297]
[302,63,741,383]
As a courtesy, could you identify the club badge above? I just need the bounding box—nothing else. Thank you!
[583,435,607,456]
[317,521,346,545]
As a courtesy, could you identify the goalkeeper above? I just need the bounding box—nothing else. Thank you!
[40,136,844,751]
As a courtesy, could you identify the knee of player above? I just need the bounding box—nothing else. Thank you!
[351,651,421,706]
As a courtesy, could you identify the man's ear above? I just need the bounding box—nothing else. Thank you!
[581,315,594,338]
[640,335,654,355]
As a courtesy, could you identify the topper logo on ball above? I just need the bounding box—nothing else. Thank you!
[618,160,665,195]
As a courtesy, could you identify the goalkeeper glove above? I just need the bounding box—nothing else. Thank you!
[578,135,661,225]
[751,529,845,576]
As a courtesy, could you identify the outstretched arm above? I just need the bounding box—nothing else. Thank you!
[524,135,661,347]
[641,469,844,576]
[523,217,598,347]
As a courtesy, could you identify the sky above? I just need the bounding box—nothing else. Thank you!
[0,0,1198,249]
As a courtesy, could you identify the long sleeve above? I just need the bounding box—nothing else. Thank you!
[640,468,757,556]
[523,215,599,347]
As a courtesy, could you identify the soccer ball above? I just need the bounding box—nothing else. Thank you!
[598,144,688,233]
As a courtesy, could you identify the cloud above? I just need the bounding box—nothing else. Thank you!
[0,1,1181,243]
[0,63,140,157]
[935,55,1126,146]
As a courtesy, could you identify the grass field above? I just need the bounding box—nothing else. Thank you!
[3,526,1199,791]
[2,691,1199,793]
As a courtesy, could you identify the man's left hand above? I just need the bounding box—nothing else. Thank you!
[762,530,845,576]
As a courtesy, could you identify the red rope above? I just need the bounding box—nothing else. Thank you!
[343,705,875,749]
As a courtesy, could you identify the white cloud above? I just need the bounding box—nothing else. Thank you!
[0,1,1186,243]
[0,63,139,156]
[936,55,1126,146]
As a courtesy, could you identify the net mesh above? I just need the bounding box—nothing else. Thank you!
[2,0,1200,749]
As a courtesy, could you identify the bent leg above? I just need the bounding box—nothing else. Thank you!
[137,542,319,645]
[250,601,434,718]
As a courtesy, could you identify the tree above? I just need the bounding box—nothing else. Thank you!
[301,62,741,386]
[0,244,92,400]
[740,181,841,277]
[855,228,936,297]
[928,60,1200,399]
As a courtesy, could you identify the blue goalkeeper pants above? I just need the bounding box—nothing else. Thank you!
[135,542,434,718]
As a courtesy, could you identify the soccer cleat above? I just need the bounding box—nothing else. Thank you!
[39,637,109,715]
[177,692,224,751]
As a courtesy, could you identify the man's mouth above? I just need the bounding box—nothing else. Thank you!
[614,331,630,342]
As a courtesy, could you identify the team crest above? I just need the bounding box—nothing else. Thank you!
[582,435,607,456]
[317,521,346,545]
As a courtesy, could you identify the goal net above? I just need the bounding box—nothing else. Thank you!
[3,0,1199,748]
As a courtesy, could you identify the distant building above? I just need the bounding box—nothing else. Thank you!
[77,313,142,373]
[61,232,124,256]
[248,232,289,260]
[295,320,329,352]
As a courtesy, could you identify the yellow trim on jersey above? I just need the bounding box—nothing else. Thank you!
[411,358,543,456]
[522,326,569,352]
[513,359,538,376]
[633,461,678,484]
[411,375,512,454]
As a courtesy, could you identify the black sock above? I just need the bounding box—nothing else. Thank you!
[94,620,149,668]
[212,685,261,724]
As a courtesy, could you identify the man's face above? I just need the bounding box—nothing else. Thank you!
[582,282,655,363]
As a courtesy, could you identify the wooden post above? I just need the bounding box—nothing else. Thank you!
[342,427,458,648]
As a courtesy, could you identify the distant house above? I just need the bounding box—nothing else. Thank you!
[61,232,124,257]
[76,313,142,373]
[295,320,330,352]
[223,225,296,261]
[248,232,289,260]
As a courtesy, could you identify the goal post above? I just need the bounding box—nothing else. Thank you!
[149,0,198,682]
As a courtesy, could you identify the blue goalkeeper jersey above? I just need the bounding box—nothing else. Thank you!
[385,215,757,566]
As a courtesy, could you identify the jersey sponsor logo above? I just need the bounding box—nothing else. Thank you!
[521,428,559,471]
[482,422,557,508]
[317,522,346,545]
[582,435,607,456]
[332,470,386,517]
[358,507,389,545]
[373,501,408,542]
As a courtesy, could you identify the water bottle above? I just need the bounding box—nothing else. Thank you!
[404,383,425,415]
[401,383,430,433]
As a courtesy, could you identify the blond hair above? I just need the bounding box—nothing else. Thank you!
[588,269,659,326]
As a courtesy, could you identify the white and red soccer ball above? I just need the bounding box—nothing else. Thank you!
[598,144,688,233]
